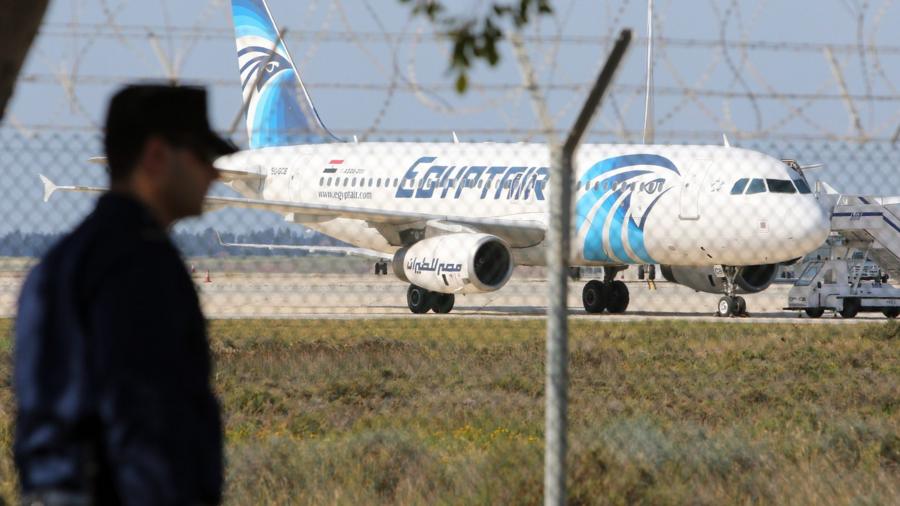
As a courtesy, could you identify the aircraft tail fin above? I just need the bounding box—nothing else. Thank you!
[230,0,339,148]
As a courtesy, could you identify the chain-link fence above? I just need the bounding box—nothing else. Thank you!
[1,125,898,503]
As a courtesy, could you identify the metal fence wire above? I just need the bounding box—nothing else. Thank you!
[1,126,898,504]
[4,131,899,317]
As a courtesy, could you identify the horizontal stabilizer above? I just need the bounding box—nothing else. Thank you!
[39,174,57,202]
[38,174,106,202]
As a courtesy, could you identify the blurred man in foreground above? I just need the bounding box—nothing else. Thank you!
[14,84,236,505]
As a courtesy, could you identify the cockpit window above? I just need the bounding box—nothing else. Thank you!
[793,178,812,194]
[766,179,796,194]
[745,178,766,194]
[730,178,749,195]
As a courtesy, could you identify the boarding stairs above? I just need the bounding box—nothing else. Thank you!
[828,195,900,282]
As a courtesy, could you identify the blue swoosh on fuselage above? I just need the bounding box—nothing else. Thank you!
[577,154,680,264]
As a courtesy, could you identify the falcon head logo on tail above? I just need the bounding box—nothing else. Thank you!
[231,0,338,148]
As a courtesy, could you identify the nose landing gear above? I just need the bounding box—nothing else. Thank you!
[716,266,749,317]
[582,267,630,314]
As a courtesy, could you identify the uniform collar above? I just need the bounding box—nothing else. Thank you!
[95,191,167,231]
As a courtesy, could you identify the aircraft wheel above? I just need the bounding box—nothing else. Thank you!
[840,298,860,319]
[883,307,899,319]
[717,296,737,317]
[407,285,433,314]
[606,280,630,314]
[804,308,825,318]
[431,293,455,314]
[582,280,608,314]
[735,296,747,316]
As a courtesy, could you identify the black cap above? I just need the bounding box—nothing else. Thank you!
[104,84,238,180]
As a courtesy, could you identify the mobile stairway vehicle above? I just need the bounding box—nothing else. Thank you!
[786,191,900,318]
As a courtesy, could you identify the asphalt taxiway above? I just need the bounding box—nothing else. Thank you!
[0,272,891,323]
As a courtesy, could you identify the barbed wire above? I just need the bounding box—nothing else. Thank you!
[18,73,900,103]
[17,1,900,144]
[4,124,894,143]
[35,23,900,55]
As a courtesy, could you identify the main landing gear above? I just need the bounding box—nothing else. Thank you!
[716,266,748,317]
[582,267,630,314]
[406,284,455,314]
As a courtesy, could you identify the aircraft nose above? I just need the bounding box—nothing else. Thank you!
[791,198,831,253]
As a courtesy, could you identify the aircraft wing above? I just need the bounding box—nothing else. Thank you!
[214,231,388,259]
[39,175,546,248]
[202,194,545,247]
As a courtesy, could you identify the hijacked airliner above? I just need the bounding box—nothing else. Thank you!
[42,0,832,316]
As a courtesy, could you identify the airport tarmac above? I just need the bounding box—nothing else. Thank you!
[0,271,891,323]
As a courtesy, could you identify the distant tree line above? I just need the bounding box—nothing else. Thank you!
[0,227,349,258]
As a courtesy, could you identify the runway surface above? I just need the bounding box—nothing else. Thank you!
[1,271,884,323]
[0,270,891,323]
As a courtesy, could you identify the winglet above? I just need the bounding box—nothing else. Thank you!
[39,174,58,202]
[722,133,731,147]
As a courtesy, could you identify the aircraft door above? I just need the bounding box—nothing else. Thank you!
[679,159,712,220]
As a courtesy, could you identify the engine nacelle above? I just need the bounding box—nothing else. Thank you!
[659,264,779,294]
[392,233,514,294]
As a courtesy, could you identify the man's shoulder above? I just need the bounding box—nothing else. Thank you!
[38,201,174,282]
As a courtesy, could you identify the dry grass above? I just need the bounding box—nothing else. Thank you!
[0,318,898,504]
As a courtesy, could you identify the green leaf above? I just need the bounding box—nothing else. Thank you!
[455,73,468,93]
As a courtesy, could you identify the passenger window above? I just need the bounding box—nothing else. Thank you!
[745,178,766,194]
[766,179,796,194]
[793,178,812,194]
[730,178,749,195]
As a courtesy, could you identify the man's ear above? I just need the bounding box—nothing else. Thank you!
[136,136,172,180]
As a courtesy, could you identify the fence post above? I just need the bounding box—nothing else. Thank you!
[544,30,632,506]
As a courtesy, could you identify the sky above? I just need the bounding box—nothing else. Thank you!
[4,0,900,234]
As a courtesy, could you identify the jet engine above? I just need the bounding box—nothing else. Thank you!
[392,233,514,294]
[659,264,779,294]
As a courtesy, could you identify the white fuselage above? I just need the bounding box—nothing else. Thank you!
[216,142,830,268]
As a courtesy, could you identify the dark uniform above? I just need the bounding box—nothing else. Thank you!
[15,192,222,505]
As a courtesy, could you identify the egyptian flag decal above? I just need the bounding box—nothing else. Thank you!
[323,159,343,173]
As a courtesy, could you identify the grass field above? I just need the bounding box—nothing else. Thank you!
[0,319,898,504]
